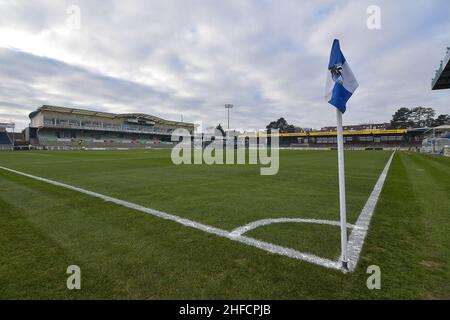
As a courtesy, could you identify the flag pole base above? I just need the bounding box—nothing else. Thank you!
[342,261,349,271]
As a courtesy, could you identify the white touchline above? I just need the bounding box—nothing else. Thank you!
[0,151,394,273]
[346,151,396,271]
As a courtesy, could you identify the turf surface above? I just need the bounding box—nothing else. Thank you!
[0,150,448,299]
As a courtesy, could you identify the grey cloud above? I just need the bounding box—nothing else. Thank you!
[0,0,449,131]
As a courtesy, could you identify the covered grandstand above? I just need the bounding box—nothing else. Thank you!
[421,125,450,154]
[0,121,14,150]
[427,46,450,155]
[240,128,424,150]
[432,47,450,90]
[27,105,194,149]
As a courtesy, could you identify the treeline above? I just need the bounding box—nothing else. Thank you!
[214,107,449,134]
[262,107,449,133]
[388,107,449,129]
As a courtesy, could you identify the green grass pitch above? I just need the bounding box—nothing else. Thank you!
[0,149,448,299]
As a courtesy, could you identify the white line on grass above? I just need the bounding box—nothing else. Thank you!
[0,165,341,270]
[230,218,355,237]
[346,151,395,271]
[0,151,394,272]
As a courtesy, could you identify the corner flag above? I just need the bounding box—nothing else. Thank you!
[325,39,359,270]
[325,39,359,113]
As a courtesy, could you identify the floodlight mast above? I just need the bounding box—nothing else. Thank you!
[224,104,234,134]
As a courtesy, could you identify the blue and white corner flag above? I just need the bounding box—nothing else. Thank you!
[325,39,359,113]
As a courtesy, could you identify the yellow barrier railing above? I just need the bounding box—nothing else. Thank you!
[239,129,407,138]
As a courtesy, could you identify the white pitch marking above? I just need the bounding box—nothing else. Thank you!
[0,165,340,270]
[230,218,355,237]
[346,151,395,271]
[0,151,394,273]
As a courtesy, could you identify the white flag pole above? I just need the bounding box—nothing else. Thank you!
[336,108,348,270]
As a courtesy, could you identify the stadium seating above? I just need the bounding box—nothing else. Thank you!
[0,131,13,150]
[35,129,173,149]
[288,141,421,149]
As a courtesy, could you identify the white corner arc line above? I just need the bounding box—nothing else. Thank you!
[0,165,341,271]
[230,218,355,237]
[346,151,396,271]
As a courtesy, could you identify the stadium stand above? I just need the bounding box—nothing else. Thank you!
[10,105,432,151]
[27,105,194,149]
[240,128,424,150]
[421,125,450,154]
[0,131,13,147]
[0,123,14,150]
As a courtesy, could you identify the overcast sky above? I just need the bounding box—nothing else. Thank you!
[0,0,449,131]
